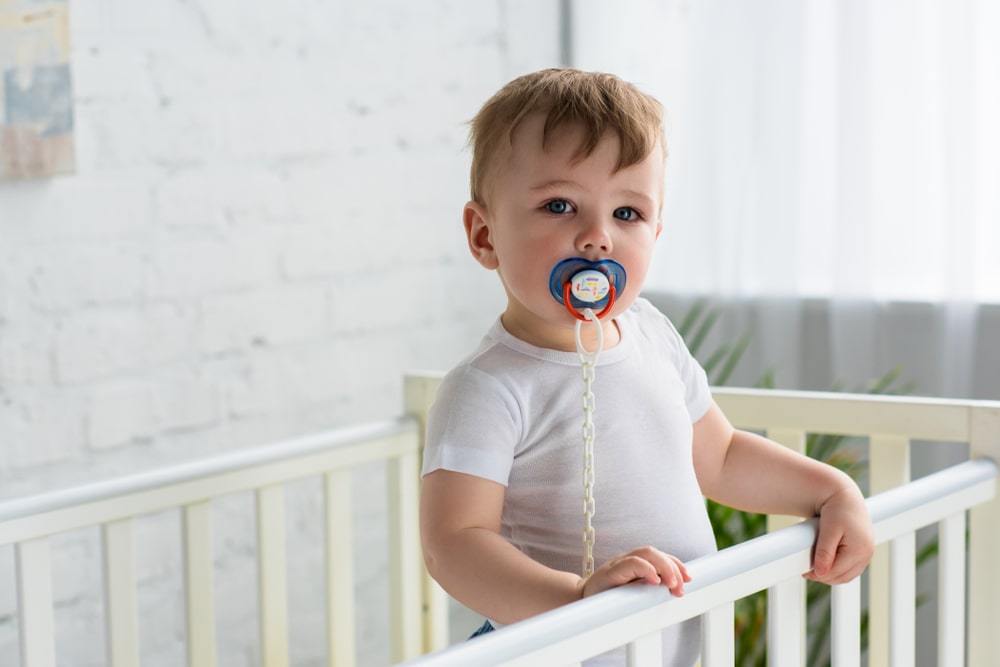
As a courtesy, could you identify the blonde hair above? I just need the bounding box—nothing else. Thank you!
[468,68,665,205]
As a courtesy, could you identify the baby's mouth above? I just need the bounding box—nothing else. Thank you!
[548,259,627,320]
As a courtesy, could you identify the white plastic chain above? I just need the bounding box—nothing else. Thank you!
[574,307,604,578]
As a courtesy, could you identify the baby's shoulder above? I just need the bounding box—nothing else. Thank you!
[624,297,684,342]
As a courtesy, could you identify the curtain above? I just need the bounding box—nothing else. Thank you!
[571,0,1000,410]
[573,0,1000,303]
[573,10,999,661]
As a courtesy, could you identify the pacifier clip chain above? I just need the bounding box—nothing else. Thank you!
[575,307,603,578]
[549,259,625,579]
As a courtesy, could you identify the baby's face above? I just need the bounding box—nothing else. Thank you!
[467,113,664,350]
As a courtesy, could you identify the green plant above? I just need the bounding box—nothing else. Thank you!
[673,299,926,667]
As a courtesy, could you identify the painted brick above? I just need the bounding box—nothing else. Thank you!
[142,48,259,102]
[225,341,353,420]
[0,178,151,247]
[151,167,227,228]
[150,229,280,299]
[146,100,229,165]
[54,305,196,384]
[105,0,211,43]
[222,94,351,160]
[1,393,84,469]
[71,43,157,102]
[73,100,157,170]
[155,376,219,433]
[152,161,300,232]
[329,265,442,335]
[0,322,54,388]
[66,0,111,38]
[200,285,328,356]
[86,382,156,450]
[214,167,296,226]
[0,2,560,665]
[6,243,146,312]
[145,303,200,367]
[279,222,342,280]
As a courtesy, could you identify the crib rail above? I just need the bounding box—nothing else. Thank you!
[0,417,426,667]
[712,387,1000,667]
[404,376,1000,667]
[397,459,997,667]
[2,377,998,667]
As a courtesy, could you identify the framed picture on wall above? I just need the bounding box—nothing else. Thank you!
[0,0,75,181]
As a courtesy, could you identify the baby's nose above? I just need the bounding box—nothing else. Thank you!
[576,219,612,254]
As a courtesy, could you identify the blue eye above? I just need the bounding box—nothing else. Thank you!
[545,199,573,214]
[613,207,639,221]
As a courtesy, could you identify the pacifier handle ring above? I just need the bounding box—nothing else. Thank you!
[563,282,617,321]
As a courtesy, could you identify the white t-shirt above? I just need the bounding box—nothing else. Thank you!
[422,298,718,667]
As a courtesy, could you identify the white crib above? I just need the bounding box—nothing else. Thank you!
[1,373,997,667]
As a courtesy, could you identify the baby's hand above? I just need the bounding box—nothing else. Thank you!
[581,546,690,599]
[805,485,875,585]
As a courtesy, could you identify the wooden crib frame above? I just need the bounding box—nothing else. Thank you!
[1,373,997,666]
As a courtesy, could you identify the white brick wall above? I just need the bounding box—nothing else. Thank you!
[0,1,562,664]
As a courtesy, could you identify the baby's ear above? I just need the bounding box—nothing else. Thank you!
[463,201,499,270]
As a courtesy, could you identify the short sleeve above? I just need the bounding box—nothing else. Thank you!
[646,301,713,422]
[421,364,522,486]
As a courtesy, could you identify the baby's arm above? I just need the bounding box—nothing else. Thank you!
[692,402,874,584]
[421,469,689,625]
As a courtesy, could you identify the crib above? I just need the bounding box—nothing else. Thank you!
[1,373,997,667]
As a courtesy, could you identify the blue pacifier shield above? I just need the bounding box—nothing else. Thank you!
[549,259,627,310]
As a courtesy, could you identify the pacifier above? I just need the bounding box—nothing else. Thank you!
[548,259,627,321]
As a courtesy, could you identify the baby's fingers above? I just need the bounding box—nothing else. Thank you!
[807,520,874,584]
[810,529,842,580]
[583,554,659,597]
[669,554,692,583]
[583,548,692,598]
[631,547,689,596]
[658,554,690,596]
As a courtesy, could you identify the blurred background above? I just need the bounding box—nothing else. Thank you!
[0,1,996,665]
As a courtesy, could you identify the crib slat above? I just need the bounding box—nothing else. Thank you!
[868,434,909,667]
[764,429,806,666]
[889,531,915,667]
[700,601,734,667]
[625,631,661,666]
[16,538,56,667]
[326,470,356,667]
[388,451,422,662]
[184,501,217,667]
[968,405,1000,667]
[830,578,860,667]
[257,485,289,667]
[422,574,450,655]
[103,518,140,667]
[937,511,965,667]
[403,373,451,655]
[767,576,803,666]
